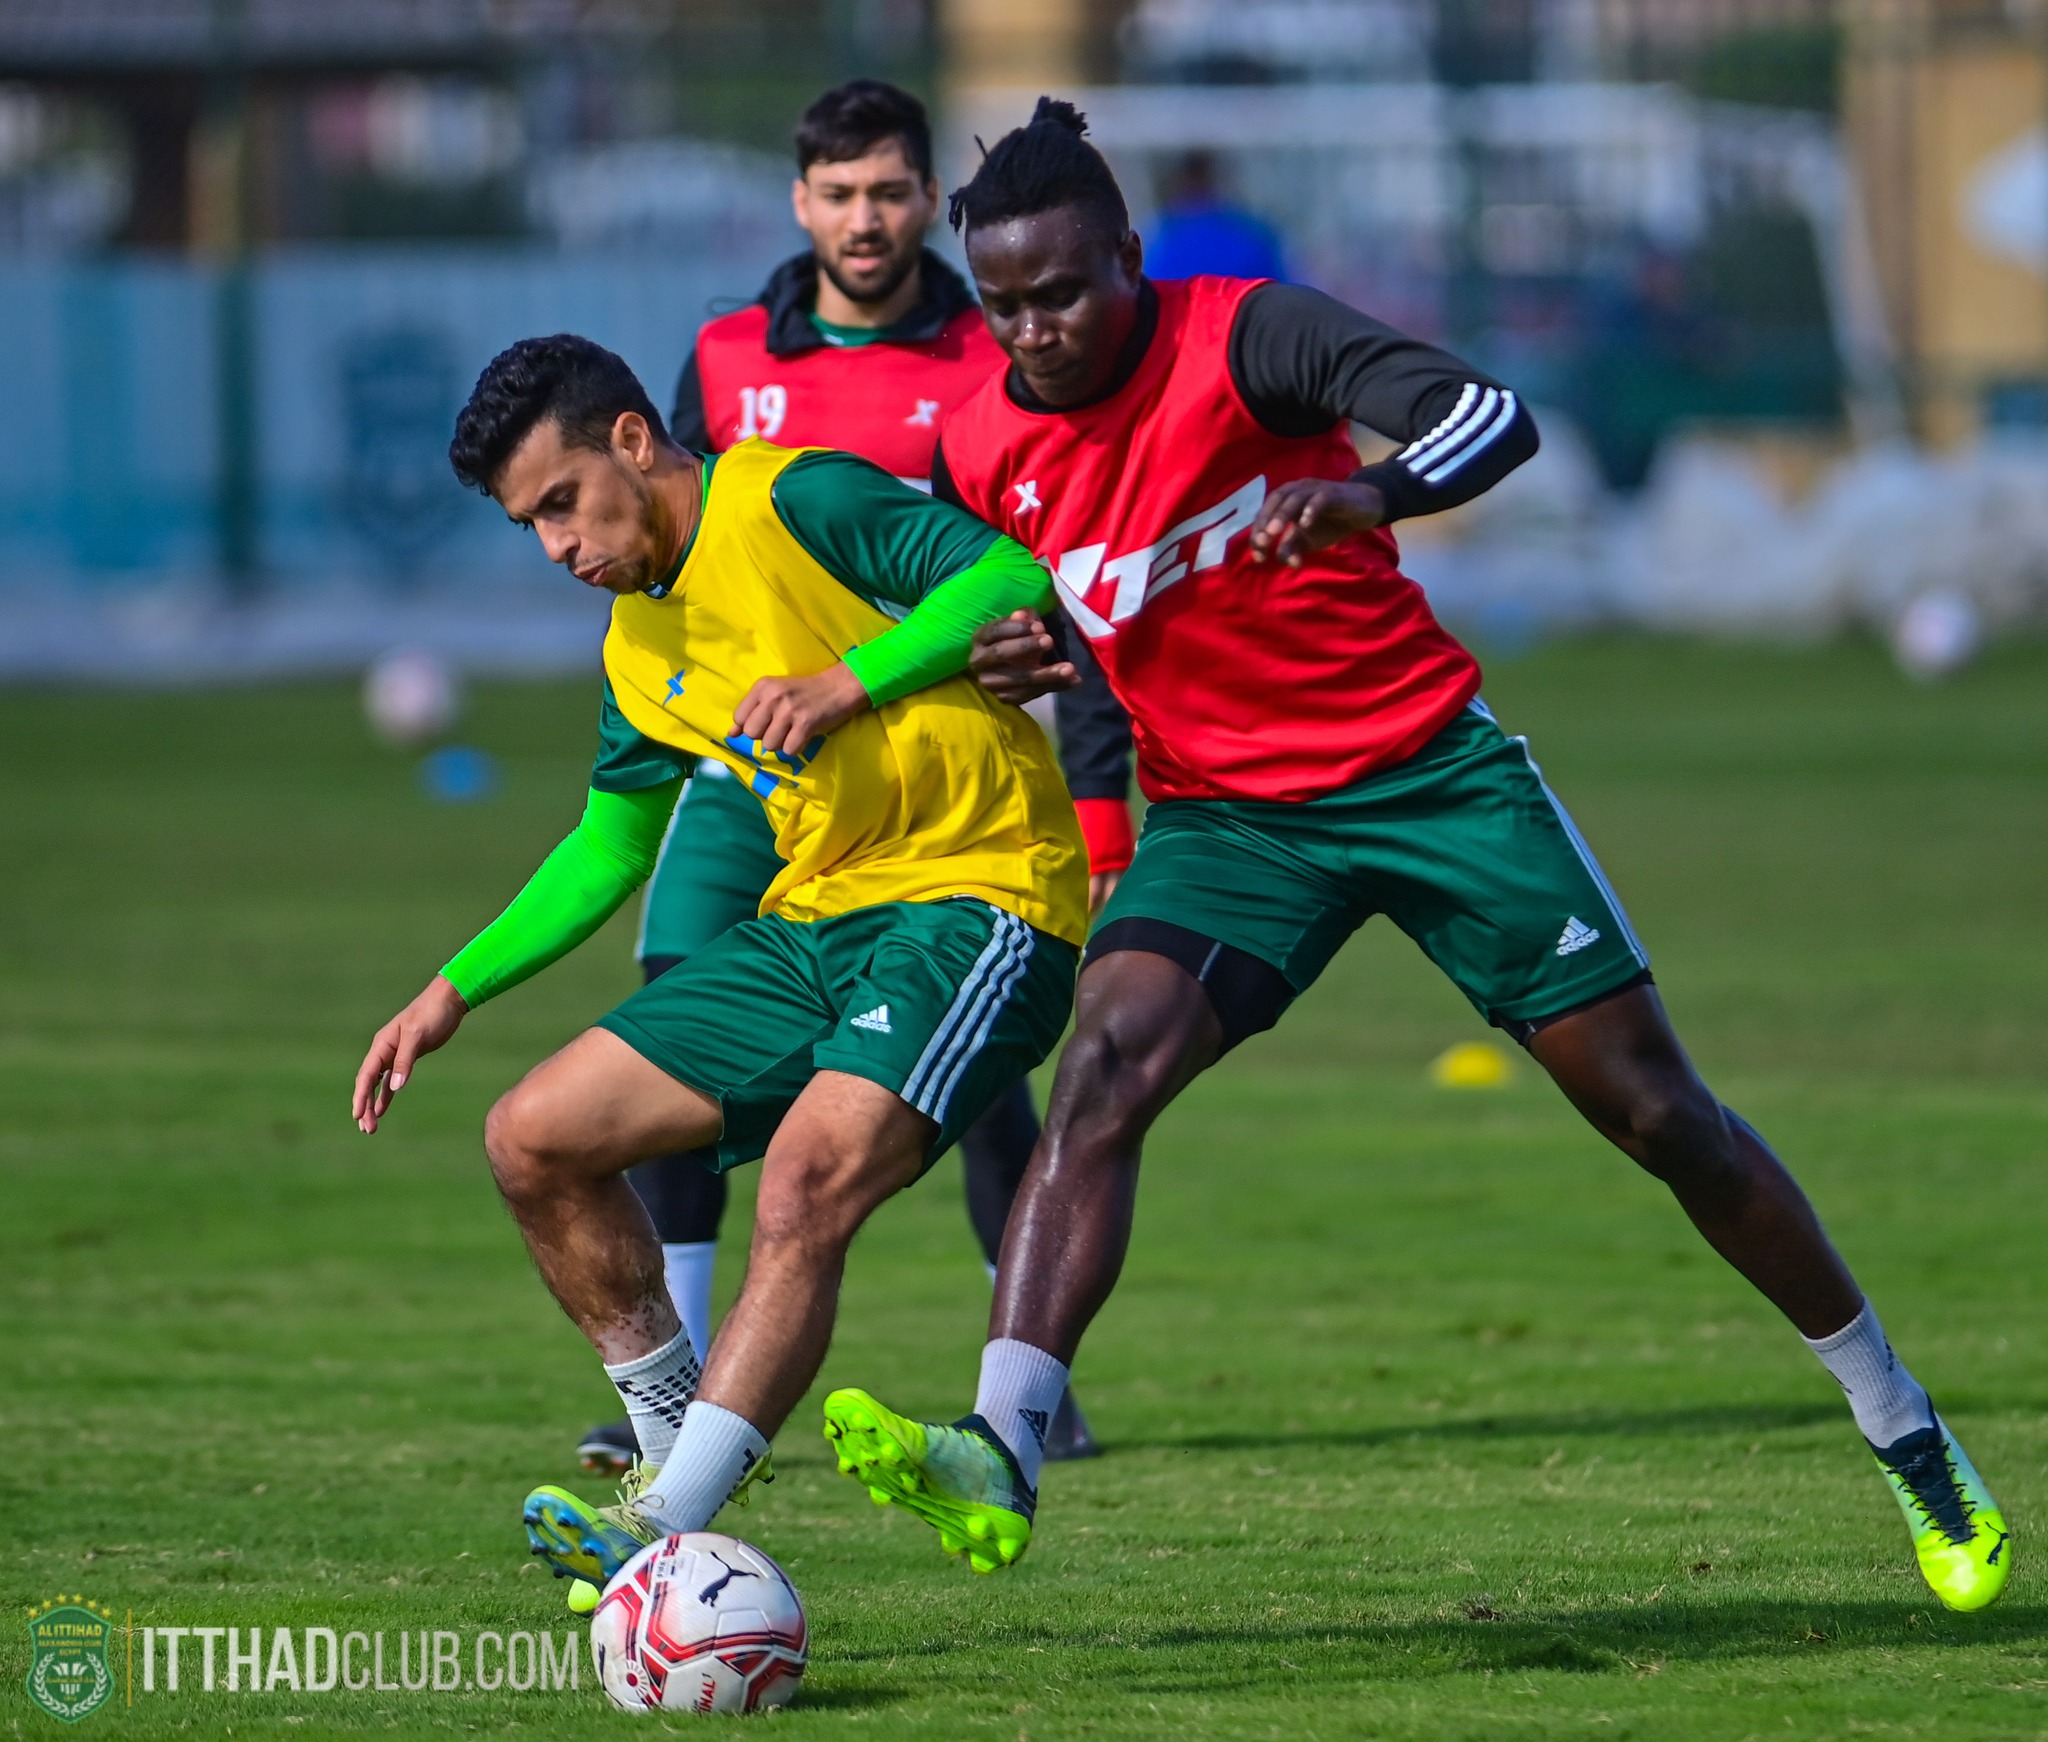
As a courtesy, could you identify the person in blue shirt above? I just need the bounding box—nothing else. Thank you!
[1144,150,1287,282]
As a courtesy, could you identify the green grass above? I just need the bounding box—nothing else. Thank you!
[4,637,2048,1738]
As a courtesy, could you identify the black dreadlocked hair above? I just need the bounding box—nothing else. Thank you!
[947,96,1129,239]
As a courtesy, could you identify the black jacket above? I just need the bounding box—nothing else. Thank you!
[668,249,981,446]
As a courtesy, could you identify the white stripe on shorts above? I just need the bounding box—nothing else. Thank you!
[903,909,1034,1122]
[1517,738,1649,969]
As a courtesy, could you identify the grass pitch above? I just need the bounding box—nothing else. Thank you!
[4,637,2046,1738]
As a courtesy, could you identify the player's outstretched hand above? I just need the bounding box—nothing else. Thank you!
[734,663,870,757]
[1249,477,1387,567]
[972,610,1079,705]
[353,975,468,1134]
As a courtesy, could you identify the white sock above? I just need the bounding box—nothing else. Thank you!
[603,1325,699,1469]
[639,1401,770,1534]
[974,1337,1069,1491]
[1804,1299,1934,1448]
[662,1241,718,1368]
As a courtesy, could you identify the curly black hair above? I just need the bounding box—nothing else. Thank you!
[948,96,1129,240]
[448,334,668,495]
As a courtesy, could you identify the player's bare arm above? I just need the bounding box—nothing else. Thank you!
[352,974,468,1133]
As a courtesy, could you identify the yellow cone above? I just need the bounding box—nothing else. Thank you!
[1430,1040,1515,1089]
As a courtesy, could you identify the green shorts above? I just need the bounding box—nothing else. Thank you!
[598,899,1079,1171]
[635,764,783,967]
[1094,703,1648,1040]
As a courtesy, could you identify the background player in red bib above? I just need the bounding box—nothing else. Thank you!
[575,82,1129,1476]
[823,100,2010,1613]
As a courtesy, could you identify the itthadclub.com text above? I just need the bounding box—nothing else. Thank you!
[134,1626,582,1695]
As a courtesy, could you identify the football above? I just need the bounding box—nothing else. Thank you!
[362,647,461,748]
[589,1533,806,1715]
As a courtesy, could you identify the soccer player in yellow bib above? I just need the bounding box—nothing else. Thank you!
[350,335,1086,1587]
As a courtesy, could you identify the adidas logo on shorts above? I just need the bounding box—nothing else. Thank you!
[1555,917,1602,957]
[850,1004,893,1034]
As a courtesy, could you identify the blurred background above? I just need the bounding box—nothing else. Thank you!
[7,20,2047,1705]
[0,0,2043,678]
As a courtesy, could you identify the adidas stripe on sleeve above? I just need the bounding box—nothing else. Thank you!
[1225,281,1538,525]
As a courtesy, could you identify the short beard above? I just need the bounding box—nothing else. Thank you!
[624,461,670,593]
[817,244,921,312]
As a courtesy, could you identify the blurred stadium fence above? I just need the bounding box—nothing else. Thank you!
[3,39,2044,680]
[0,238,793,680]
[954,81,1900,461]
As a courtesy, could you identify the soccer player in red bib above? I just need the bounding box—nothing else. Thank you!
[823,100,2010,1612]
[575,82,1127,1477]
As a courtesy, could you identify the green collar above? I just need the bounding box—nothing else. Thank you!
[808,312,892,348]
[647,452,715,600]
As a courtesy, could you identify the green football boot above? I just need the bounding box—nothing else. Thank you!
[1872,1417,2011,1613]
[823,1389,1034,1574]
[524,1461,663,1587]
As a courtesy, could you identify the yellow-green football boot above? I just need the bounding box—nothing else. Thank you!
[524,1460,662,1587]
[1873,1417,2011,1612]
[557,1453,776,1612]
[823,1389,1034,1574]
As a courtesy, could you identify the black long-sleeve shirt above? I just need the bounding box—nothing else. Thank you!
[1230,283,1537,519]
[1052,633,1133,804]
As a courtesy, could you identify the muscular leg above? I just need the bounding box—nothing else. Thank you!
[693,1070,931,1435]
[868,957,1993,1610]
[990,950,1224,1364]
[1525,982,2025,1618]
[491,1032,929,1435]
[962,1077,1102,1459]
[996,963,1861,1360]
[1527,982,1861,1338]
[622,1072,934,1539]
[509,1051,933,1552]
[484,1027,723,1364]
[821,952,1221,1546]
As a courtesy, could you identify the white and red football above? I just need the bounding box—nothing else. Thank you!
[589,1533,806,1715]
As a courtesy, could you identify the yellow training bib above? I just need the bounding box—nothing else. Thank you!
[605,440,1089,946]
